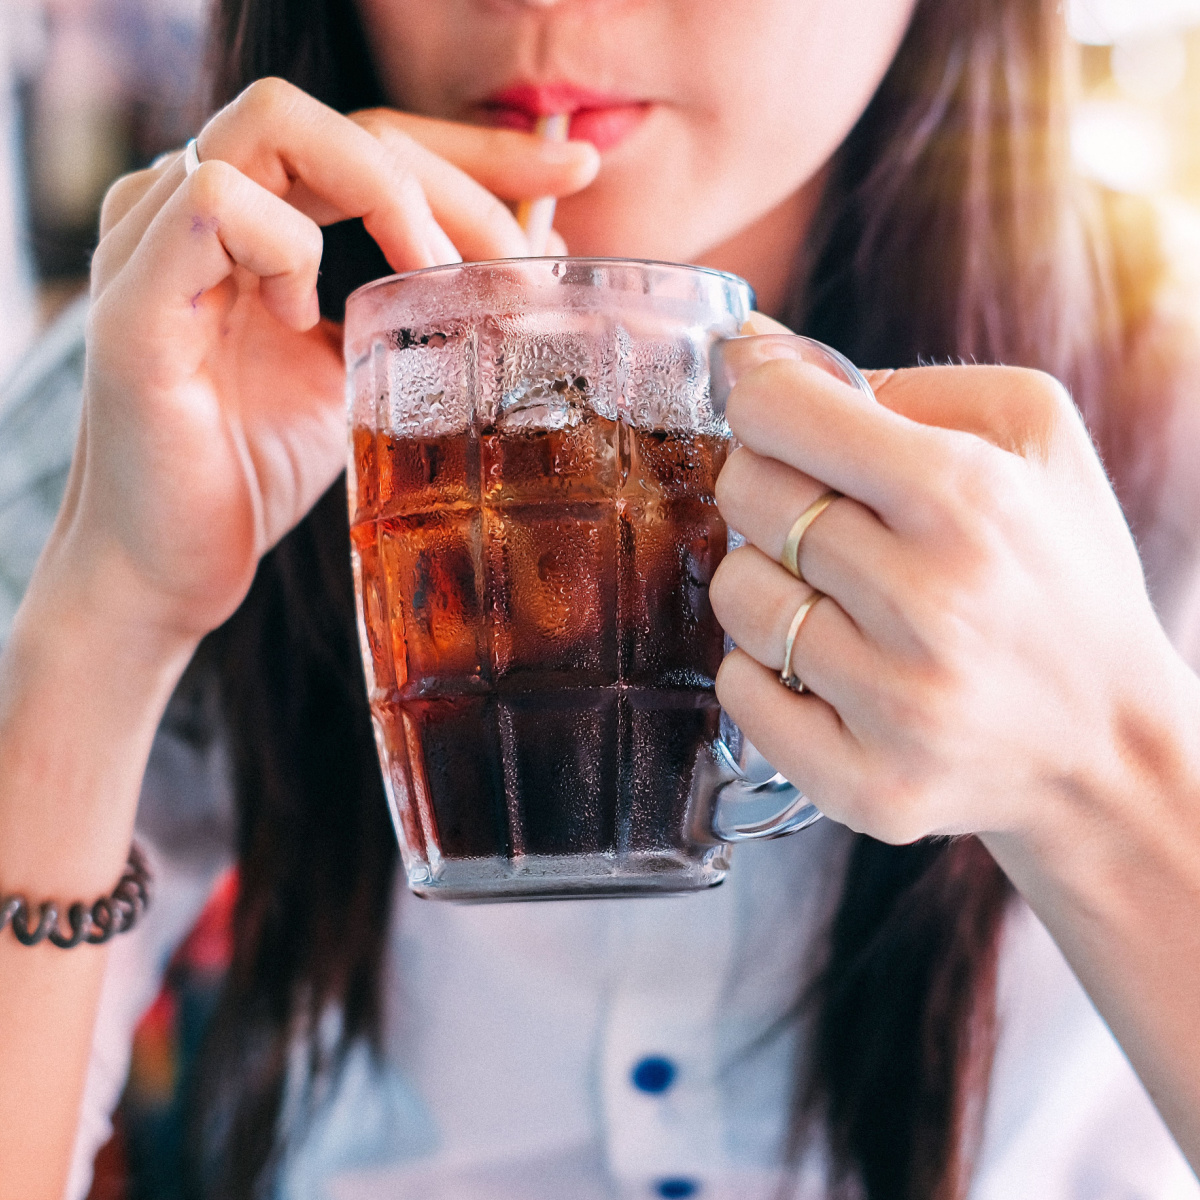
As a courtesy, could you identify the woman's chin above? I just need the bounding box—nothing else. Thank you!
[552,202,705,265]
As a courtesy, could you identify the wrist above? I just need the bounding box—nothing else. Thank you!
[982,635,1200,1169]
[983,628,1200,918]
[0,547,199,894]
[29,510,214,657]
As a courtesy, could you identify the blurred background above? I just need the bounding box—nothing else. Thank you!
[0,0,206,373]
[5,0,1200,379]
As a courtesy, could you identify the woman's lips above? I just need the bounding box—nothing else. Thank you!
[478,82,651,153]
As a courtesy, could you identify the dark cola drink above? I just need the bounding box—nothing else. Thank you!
[350,414,729,887]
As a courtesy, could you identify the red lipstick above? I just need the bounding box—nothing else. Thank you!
[479,82,650,153]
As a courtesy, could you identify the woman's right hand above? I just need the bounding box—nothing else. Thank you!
[57,78,599,647]
[0,91,596,1199]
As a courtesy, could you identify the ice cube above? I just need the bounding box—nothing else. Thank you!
[486,503,618,682]
[378,510,489,689]
[618,498,727,685]
[481,418,619,506]
[377,430,480,518]
[385,324,473,437]
[351,523,400,696]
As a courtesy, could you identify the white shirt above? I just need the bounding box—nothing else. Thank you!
[69,809,1199,1200]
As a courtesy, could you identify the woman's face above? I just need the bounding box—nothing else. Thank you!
[358,0,917,266]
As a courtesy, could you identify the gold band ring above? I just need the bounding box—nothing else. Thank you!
[780,490,840,580]
[780,591,824,693]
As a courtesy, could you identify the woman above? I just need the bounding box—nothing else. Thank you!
[1,0,1199,1197]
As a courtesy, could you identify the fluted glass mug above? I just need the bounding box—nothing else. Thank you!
[344,259,871,900]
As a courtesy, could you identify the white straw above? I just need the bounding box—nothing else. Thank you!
[516,113,570,256]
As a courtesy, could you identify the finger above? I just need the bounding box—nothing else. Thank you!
[735,318,1064,461]
[345,116,532,260]
[710,545,877,713]
[545,229,569,256]
[869,365,1087,463]
[98,132,460,298]
[741,312,790,336]
[715,648,865,812]
[93,156,196,291]
[99,164,169,238]
[107,159,324,340]
[352,109,600,200]
[725,354,967,533]
[716,445,829,557]
[715,446,902,635]
[196,78,459,272]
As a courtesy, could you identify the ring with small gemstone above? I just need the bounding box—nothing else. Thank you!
[777,590,825,696]
[780,591,824,693]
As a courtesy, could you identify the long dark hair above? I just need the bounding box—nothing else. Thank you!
[183,0,1150,1196]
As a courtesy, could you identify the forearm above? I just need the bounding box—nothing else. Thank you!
[0,553,196,1200]
[982,643,1200,1175]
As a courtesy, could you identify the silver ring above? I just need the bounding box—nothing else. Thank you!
[183,138,201,177]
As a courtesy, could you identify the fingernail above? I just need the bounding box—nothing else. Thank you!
[722,334,807,375]
[710,336,806,415]
[425,219,462,266]
[741,311,791,336]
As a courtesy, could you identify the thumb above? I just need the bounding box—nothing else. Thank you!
[741,314,891,391]
[737,321,1071,462]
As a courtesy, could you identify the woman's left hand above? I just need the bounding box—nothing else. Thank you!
[709,317,1182,846]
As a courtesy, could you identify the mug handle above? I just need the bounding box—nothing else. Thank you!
[705,332,875,844]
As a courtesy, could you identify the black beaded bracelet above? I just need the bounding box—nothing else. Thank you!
[0,845,151,948]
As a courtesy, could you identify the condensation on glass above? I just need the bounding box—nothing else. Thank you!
[345,259,831,901]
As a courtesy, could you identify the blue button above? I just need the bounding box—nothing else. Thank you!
[655,1180,699,1199]
[631,1056,677,1094]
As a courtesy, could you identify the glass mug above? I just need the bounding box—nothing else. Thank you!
[344,259,871,900]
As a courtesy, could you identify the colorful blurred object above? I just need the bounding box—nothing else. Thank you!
[86,868,238,1200]
[1070,0,1200,43]
[1068,3,1200,197]
[1072,97,1173,193]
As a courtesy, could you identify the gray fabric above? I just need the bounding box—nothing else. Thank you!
[0,291,88,645]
